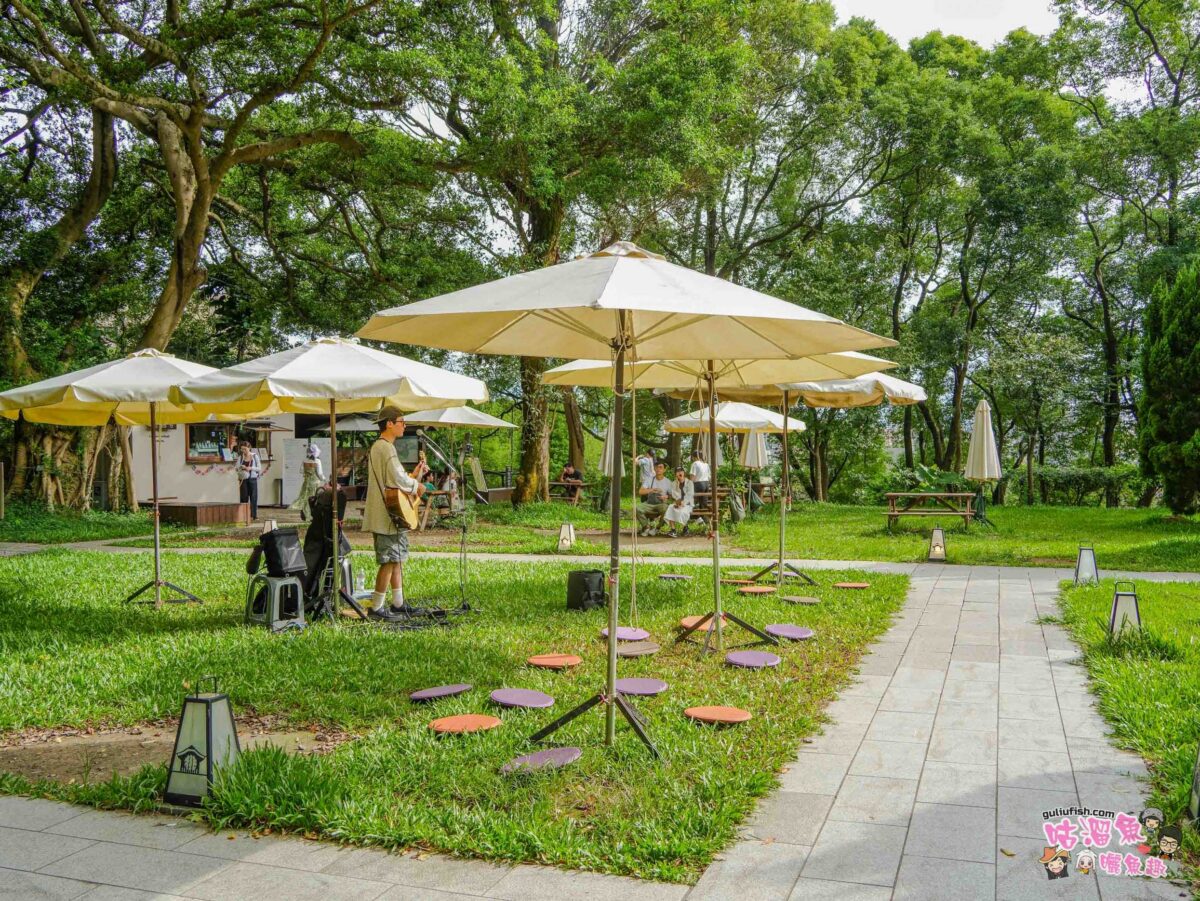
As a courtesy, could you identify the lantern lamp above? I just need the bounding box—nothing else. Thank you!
[557,523,576,552]
[164,676,240,808]
[1074,546,1099,586]
[1108,580,1141,637]
[928,528,947,562]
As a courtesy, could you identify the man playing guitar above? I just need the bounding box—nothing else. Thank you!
[363,406,427,620]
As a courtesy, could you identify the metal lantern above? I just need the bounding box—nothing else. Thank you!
[1074,546,1099,586]
[928,528,947,562]
[557,523,576,552]
[1108,580,1141,637]
[164,676,240,808]
[1190,741,1200,821]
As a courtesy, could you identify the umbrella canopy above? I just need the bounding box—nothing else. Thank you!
[0,349,217,425]
[658,371,924,408]
[965,399,1003,481]
[665,401,807,435]
[357,242,896,360]
[740,431,769,469]
[402,406,516,430]
[316,415,379,434]
[172,337,488,415]
[542,352,895,390]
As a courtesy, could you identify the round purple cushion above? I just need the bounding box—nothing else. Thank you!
[601,626,650,642]
[410,683,472,702]
[725,650,781,669]
[765,624,815,641]
[490,688,555,709]
[500,746,581,774]
[615,677,669,697]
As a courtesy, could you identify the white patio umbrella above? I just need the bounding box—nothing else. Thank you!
[664,401,806,434]
[965,399,1003,481]
[357,240,894,750]
[401,406,516,430]
[174,338,488,615]
[0,349,218,606]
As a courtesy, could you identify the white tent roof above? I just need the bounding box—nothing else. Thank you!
[542,352,895,390]
[965,399,1003,481]
[401,405,516,430]
[0,349,218,425]
[172,337,488,415]
[665,401,807,434]
[357,242,896,360]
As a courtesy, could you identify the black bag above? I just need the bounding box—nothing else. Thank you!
[567,569,606,611]
[260,527,306,577]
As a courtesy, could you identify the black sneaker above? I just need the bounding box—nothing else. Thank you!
[368,607,402,621]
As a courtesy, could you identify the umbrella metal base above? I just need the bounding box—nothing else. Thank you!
[675,609,779,654]
[125,580,203,606]
[528,691,659,758]
[748,561,816,585]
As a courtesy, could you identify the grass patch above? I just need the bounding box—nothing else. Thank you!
[0,549,905,881]
[735,503,1200,571]
[1058,579,1200,873]
[0,502,163,544]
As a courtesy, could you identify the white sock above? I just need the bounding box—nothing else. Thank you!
[371,591,386,612]
[391,587,405,609]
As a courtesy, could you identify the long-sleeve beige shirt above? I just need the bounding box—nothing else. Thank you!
[363,438,419,535]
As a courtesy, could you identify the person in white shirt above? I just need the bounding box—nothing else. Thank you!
[664,466,694,537]
[637,461,673,535]
[636,450,656,489]
[689,449,711,494]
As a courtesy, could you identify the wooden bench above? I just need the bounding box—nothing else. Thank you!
[157,501,250,527]
[549,480,590,505]
[883,492,975,530]
[689,488,733,533]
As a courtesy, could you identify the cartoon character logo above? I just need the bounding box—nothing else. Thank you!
[1075,849,1095,874]
[1039,846,1070,879]
[1137,807,1163,854]
[1156,825,1182,861]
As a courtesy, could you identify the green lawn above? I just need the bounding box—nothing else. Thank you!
[0,503,161,544]
[0,549,906,881]
[1056,580,1200,872]
[736,503,1200,571]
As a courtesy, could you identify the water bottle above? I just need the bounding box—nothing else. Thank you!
[355,570,365,594]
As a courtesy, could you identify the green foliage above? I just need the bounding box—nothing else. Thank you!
[1034,464,1139,506]
[0,501,161,544]
[0,550,906,880]
[1139,262,1200,513]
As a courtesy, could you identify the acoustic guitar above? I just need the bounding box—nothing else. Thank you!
[378,451,426,531]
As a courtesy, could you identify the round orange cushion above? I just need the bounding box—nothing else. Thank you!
[833,582,870,590]
[430,714,502,734]
[680,614,725,632]
[738,585,776,595]
[527,653,582,670]
[685,705,752,725]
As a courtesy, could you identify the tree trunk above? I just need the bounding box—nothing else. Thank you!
[137,197,210,350]
[118,426,139,511]
[1025,435,1035,506]
[903,406,914,468]
[560,387,586,472]
[1037,429,1048,505]
[0,110,117,382]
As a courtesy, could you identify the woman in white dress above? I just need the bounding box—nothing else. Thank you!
[664,466,694,537]
[289,443,325,518]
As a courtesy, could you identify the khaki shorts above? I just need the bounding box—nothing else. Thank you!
[373,531,409,565]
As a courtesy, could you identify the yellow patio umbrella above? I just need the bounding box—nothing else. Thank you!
[174,338,488,616]
[0,349,218,606]
[357,240,895,751]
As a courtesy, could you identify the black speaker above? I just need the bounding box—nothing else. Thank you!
[567,569,606,611]
[260,527,306,577]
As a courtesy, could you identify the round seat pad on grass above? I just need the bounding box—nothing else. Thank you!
[738,585,776,595]
[726,650,781,669]
[680,614,726,633]
[765,624,815,641]
[490,688,555,709]
[527,653,582,670]
[833,581,870,590]
[719,579,755,586]
[429,714,502,734]
[685,705,752,725]
[659,573,692,581]
[615,677,668,696]
[617,640,659,658]
[410,683,472,702]
[601,626,650,642]
[501,746,581,774]
[782,596,820,605]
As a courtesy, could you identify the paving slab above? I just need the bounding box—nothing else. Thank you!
[46,810,207,851]
[39,842,230,895]
[893,855,995,900]
[688,839,809,901]
[778,754,851,795]
[0,795,88,831]
[997,786,1080,839]
[0,824,93,870]
[0,867,95,900]
[786,877,892,900]
[801,820,907,886]
[186,861,390,901]
[744,791,833,845]
[175,831,346,872]
[484,865,688,900]
[904,802,996,863]
[826,776,917,827]
[848,740,927,780]
[321,848,511,894]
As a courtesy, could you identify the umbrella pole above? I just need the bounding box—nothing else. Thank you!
[528,314,657,758]
[329,400,340,608]
[125,401,202,606]
[749,390,815,587]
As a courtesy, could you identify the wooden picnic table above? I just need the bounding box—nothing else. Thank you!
[418,490,451,530]
[883,492,975,530]
[549,480,591,505]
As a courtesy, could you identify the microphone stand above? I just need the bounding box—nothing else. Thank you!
[416,428,472,611]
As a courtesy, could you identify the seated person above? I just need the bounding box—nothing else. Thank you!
[440,469,459,510]
[637,462,673,536]
[559,461,583,498]
[664,466,694,537]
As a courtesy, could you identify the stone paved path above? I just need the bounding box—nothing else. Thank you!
[0,560,1193,900]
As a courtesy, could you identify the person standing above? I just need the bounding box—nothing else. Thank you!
[363,406,426,620]
[690,448,711,494]
[636,449,656,490]
[289,443,324,519]
[236,440,262,519]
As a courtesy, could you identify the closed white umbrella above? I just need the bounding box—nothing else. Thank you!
[965,399,1003,481]
[598,412,624,479]
[740,430,769,469]
[175,338,489,617]
[700,431,725,468]
[0,349,218,606]
[665,401,806,434]
[357,240,895,750]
